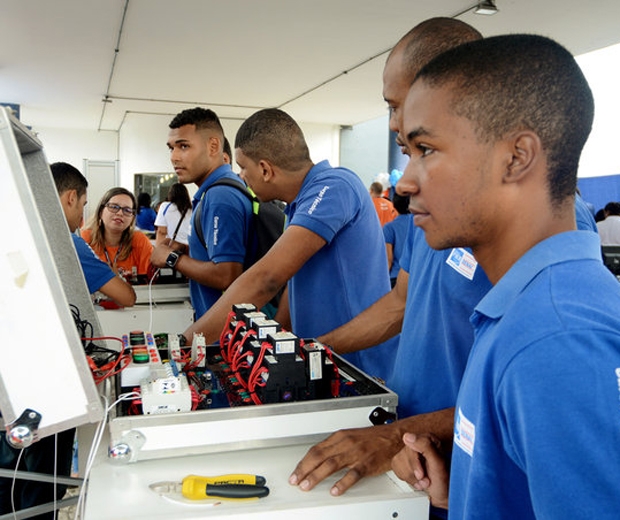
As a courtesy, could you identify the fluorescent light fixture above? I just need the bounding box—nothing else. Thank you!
[475,0,498,15]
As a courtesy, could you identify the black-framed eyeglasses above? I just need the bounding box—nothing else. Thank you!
[104,203,135,216]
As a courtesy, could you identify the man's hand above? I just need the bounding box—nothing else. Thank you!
[391,433,449,510]
[288,423,403,496]
[150,242,173,268]
[288,407,455,496]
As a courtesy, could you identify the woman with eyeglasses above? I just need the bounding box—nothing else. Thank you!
[82,187,154,283]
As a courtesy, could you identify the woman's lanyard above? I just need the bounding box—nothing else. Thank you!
[103,246,120,271]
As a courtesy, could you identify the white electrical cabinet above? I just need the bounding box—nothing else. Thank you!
[0,106,104,439]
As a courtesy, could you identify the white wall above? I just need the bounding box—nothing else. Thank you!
[340,115,389,189]
[34,126,117,170]
[576,42,620,178]
[35,113,342,196]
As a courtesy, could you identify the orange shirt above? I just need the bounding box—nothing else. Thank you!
[372,197,398,226]
[81,228,153,278]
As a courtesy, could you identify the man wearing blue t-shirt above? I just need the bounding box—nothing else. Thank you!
[151,108,252,319]
[289,18,599,506]
[51,162,136,306]
[391,33,620,519]
[184,108,395,380]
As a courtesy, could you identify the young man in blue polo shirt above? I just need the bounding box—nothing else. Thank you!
[183,108,395,380]
[391,34,620,519]
[151,108,252,319]
[288,19,598,507]
[51,161,136,307]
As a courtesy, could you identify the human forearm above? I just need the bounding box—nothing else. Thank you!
[391,407,455,446]
[289,406,455,496]
[99,276,136,307]
[184,263,285,344]
[319,271,407,354]
[175,255,242,291]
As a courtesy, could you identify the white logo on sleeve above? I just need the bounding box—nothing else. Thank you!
[454,407,476,457]
[446,248,478,280]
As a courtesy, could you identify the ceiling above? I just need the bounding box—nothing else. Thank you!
[2,0,620,134]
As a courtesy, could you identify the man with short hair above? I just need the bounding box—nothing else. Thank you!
[597,201,620,244]
[151,107,252,319]
[51,161,136,306]
[289,19,489,502]
[392,33,620,519]
[183,108,395,378]
[288,17,598,504]
[369,180,397,225]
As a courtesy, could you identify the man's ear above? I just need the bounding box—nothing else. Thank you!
[503,130,543,184]
[208,135,221,156]
[64,188,78,207]
[258,159,276,182]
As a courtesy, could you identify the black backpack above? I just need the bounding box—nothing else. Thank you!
[192,177,286,271]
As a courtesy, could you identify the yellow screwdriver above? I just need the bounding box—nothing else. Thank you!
[150,474,269,501]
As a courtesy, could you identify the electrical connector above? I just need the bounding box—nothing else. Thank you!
[191,332,206,368]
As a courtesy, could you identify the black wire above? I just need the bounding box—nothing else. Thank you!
[70,304,119,367]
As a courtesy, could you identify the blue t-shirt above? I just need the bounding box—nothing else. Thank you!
[188,165,252,319]
[387,224,492,418]
[387,195,598,419]
[285,160,395,380]
[136,207,157,232]
[71,234,116,293]
[575,192,597,232]
[451,231,620,519]
[383,214,411,280]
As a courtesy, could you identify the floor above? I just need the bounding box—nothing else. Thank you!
[57,486,79,520]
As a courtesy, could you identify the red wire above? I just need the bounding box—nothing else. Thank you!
[219,311,236,360]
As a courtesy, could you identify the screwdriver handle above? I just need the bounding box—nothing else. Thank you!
[204,483,270,499]
[182,474,267,499]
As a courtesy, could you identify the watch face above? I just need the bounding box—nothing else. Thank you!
[166,251,179,268]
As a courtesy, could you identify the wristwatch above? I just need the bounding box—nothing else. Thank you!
[165,250,183,269]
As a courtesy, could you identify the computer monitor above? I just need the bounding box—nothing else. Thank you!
[601,245,620,277]
[0,107,103,440]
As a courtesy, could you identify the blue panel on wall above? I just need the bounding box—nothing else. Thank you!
[578,174,620,214]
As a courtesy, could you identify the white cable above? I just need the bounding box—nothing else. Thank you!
[73,391,141,520]
[10,448,24,520]
[147,268,160,333]
[53,432,58,514]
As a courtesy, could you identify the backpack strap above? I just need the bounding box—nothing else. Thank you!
[192,178,252,251]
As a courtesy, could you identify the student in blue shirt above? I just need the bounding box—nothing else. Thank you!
[383,192,411,286]
[51,162,136,306]
[135,192,157,233]
[289,19,599,508]
[151,108,252,319]
[183,108,395,380]
[391,34,620,519]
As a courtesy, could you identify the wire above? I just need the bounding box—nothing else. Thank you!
[148,268,161,333]
[10,448,24,520]
[81,335,129,384]
[219,311,236,360]
[74,391,140,519]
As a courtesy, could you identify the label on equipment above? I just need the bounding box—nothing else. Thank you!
[309,351,322,380]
